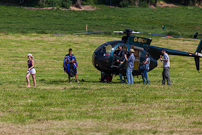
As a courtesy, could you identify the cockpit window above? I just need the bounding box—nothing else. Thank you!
[105,44,112,54]
[95,44,112,57]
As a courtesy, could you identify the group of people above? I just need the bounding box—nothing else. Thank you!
[113,46,171,85]
[26,47,171,88]
[26,48,79,88]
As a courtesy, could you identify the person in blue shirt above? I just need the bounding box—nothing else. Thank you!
[160,49,171,85]
[141,52,150,85]
[124,49,135,84]
[63,48,79,83]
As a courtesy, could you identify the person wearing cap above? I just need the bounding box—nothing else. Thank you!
[160,49,171,85]
[124,49,135,84]
[64,48,79,83]
[26,54,36,88]
[140,52,150,85]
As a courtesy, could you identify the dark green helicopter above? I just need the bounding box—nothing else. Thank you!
[91,29,202,82]
[55,29,202,82]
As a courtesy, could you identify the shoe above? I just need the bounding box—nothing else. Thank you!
[69,81,72,83]
[77,81,79,83]
[147,83,150,85]
[167,83,171,85]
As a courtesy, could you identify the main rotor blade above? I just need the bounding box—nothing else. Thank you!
[53,30,201,39]
[132,31,197,39]
[53,31,113,35]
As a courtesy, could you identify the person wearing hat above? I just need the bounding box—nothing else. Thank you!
[140,52,150,85]
[26,54,36,88]
[124,49,135,84]
[160,49,171,85]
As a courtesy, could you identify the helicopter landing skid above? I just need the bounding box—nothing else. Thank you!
[111,64,121,68]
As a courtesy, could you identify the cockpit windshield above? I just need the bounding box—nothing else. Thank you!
[95,44,112,57]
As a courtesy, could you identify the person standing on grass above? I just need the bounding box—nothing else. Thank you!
[113,45,125,83]
[26,54,36,88]
[63,48,79,83]
[124,49,135,84]
[160,49,171,85]
[141,52,150,85]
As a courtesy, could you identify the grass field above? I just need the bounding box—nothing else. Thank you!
[0,4,202,135]
[0,33,202,134]
[0,5,202,36]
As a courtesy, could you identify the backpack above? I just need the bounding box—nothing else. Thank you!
[63,54,78,76]
[69,63,76,77]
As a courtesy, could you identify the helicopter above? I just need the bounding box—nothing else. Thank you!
[54,29,202,82]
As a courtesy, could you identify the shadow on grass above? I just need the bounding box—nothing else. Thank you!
[38,78,67,85]
[41,79,125,85]
[38,77,160,85]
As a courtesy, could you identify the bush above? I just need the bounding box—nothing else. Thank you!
[120,0,130,7]
[138,0,148,8]
[37,0,72,8]
[62,0,72,8]
[47,0,62,7]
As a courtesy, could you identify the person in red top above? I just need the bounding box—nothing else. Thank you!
[26,54,36,88]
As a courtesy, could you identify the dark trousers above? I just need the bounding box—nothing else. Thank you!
[162,67,171,85]
[113,55,120,61]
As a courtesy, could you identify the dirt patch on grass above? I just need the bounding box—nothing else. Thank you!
[0,2,96,11]
[24,5,96,11]
[157,1,178,8]
[70,5,96,11]
[1,119,201,134]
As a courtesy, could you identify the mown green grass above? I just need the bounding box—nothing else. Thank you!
[0,33,202,134]
[0,4,202,134]
[0,5,202,37]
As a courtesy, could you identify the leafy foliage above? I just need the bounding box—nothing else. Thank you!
[120,0,130,7]
[0,0,201,7]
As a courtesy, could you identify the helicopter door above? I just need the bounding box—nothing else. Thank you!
[131,46,142,70]
[112,45,128,67]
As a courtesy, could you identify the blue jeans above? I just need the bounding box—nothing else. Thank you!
[126,67,133,84]
[142,69,149,84]
[119,73,123,83]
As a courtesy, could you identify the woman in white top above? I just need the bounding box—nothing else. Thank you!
[26,54,36,88]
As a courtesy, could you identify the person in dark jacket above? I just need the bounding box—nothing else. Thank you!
[113,45,125,65]
[113,45,126,83]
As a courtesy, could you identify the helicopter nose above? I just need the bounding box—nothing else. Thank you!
[92,52,99,68]
[92,52,111,72]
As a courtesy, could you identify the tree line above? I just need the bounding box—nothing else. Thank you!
[0,0,201,8]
